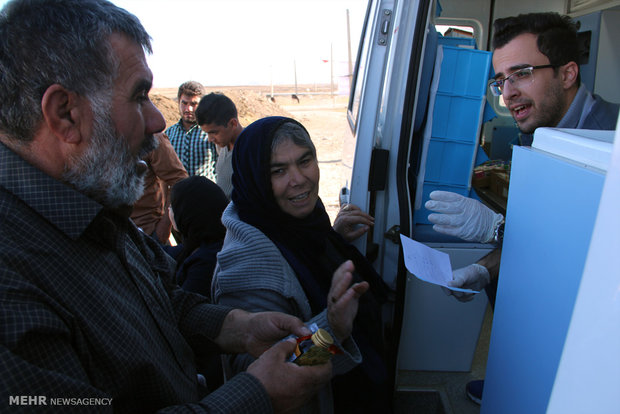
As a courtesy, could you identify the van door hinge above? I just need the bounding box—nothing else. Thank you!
[377,9,392,46]
[384,225,400,244]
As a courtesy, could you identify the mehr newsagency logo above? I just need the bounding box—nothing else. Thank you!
[9,395,112,407]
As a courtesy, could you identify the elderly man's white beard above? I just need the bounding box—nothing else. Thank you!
[62,104,158,209]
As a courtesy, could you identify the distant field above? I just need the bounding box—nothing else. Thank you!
[153,84,340,99]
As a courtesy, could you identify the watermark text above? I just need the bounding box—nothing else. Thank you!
[9,395,112,406]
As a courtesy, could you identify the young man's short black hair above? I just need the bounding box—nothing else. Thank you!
[196,92,238,126]
[492,12,581,83]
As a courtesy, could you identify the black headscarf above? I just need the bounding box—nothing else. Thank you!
[232,116,392,412]
[170,176,228,267]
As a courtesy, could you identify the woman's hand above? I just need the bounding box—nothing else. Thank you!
[327,260,369,341]
[333,204,374,242]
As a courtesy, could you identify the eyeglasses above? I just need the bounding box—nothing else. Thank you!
[489,65,556,96]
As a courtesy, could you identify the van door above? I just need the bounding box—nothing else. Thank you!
[347,0,620,411]
[344,0,494,378]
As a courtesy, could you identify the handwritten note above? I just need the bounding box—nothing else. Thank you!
[399,234,478,293]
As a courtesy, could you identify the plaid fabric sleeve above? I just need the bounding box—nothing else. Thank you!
[0,267,271,414]
[158,373,272,414]
[191,133,218,181]
[172,287,234,355]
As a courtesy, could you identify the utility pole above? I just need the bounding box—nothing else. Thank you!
[270,65,274,100]
[330,43,334,104]
[346,9,353,90]
[293,58,298,97]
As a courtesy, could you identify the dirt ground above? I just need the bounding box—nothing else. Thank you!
[152,85,349,223]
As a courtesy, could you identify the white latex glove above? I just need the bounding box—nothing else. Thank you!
[425,191,503,243]
[442,264,490,302]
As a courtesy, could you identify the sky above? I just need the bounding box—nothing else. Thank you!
[0,0,368,88]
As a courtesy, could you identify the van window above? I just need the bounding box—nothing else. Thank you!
[489,87,511,116]
[348,2,374,129]
[435,24,474,38]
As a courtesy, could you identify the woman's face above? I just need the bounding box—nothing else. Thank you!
[270,138,320,219]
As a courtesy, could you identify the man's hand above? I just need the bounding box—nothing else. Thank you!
[247,339,332,413]
[327,260,369,342]
[443,264,490,302]
[333,203,374,242]
[215,310,312,357]
[425,191,503,243]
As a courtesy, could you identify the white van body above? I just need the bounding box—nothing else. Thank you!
[343,0,620,412]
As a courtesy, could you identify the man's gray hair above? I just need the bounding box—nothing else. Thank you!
[0,0,152,142]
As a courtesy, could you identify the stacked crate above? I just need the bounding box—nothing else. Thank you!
[415,42,492,224]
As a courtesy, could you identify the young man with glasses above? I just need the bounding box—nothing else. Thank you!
[489,13,618,146]
[424,12,619,405]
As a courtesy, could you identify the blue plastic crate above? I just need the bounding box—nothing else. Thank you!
[413,44,492,225]
[437,36,476,48]
[431,93,485,142]
[436,46,492,98]
[414,183,471,225]
[424,139,476,186]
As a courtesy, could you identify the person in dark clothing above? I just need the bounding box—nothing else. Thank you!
[0,1,337,412]
[167,176,228,300]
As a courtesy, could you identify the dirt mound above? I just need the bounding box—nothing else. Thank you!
[151,94,180,128]
[151,88,294,129]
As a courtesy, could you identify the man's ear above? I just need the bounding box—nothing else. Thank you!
[40,84,85,145]
[228,118,238,129]
[560,61,579,89]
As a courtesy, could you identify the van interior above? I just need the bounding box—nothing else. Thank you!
[343,0,619,412]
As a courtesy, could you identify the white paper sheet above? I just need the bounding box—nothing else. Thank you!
[399,234,478,293]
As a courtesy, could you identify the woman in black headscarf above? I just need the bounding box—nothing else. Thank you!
[166,175,228,300]
[212,116,392,413]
